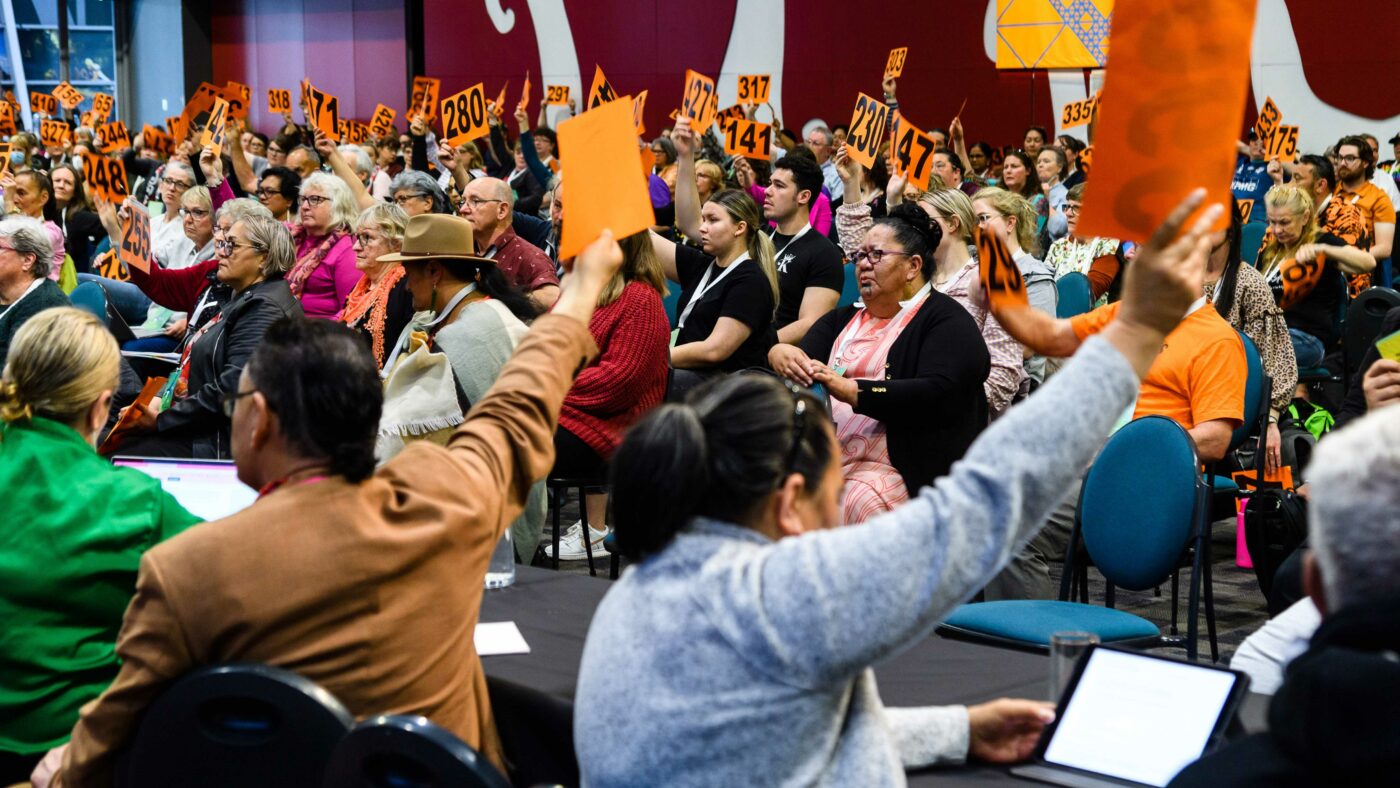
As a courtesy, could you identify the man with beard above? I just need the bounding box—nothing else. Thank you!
[1333,135,1395,270]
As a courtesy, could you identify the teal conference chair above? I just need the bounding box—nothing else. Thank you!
[1054,272,1093,319]
[1239,221,1267,267]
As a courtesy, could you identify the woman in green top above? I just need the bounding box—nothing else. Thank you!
[0,308,200,781]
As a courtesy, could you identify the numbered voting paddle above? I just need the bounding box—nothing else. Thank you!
[440,83,490,146]
[978,227,1029,312]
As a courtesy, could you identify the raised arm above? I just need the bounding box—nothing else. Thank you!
[313,129,376,211]
[515,106,555,188]
[225,119,260,195]
[671,117,703,240]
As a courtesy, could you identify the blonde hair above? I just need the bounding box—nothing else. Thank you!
[0,308,119,427]
[709,189,779,314]
[1258,184,1318,272]
[918,188,978,246]
[601,230,668,307]
[357,202,409,247]
[695,159,724,192]
[972,186,1038,254]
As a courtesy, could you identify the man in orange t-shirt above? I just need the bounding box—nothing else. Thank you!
[983,297,1247,600]
[1334,136,1396,272]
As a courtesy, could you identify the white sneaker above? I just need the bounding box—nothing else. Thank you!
[545,522,609,560]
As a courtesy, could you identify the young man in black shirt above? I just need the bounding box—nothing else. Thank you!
[763,154,844,343]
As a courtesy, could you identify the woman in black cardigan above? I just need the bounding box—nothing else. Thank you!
[769,204,988,522]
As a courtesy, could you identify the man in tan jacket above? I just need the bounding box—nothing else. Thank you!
[38,218,625,787]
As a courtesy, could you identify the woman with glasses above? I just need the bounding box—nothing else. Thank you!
[389,170,451,217]
[973,187,1057,386]
[149,161,199,266]
[108,213,302,458]
[0,217,68,363]
[338,203,415,369]
[768,204,989,522]
[254,166,300,223]
[0,169,66,281]
[1044,183,1124,306]
[0,308,201,783]
[286,172,362,320]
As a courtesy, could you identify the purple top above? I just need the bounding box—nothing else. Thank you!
[648,174,672,208]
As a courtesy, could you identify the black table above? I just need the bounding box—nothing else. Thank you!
[480,567,1266,787]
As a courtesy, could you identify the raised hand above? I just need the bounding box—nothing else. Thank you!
[672,117,696,159]
[198,145,224,184]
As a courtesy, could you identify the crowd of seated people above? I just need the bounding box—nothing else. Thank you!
[2,64,1399,788]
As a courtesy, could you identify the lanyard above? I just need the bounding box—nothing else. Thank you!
[188,285,219,330]
[769,224,811,262]
[677,253,749,329]
[0,278,44,320]
[381,283,477,375]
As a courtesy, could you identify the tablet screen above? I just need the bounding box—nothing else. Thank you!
[1042,648,1238,786]
[115,459,257,521]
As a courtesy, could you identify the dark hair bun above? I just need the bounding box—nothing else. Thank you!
[885,202,941,256]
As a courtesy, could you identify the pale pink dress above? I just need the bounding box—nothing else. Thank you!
[828,302,924,524]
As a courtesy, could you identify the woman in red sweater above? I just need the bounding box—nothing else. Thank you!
[547,229,670,561]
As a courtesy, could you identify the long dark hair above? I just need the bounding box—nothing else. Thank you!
[1002,151,1041,199]
[610,374,833,562]
[440,259,539,321]
[51,162,93,219]
[1214,199,1245,320]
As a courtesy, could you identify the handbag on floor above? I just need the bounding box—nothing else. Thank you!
[1242,488,1308,602]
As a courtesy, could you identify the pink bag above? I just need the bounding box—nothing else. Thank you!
[1235,498,1253,569]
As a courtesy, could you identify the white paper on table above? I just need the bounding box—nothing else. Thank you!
[474,621,531,656]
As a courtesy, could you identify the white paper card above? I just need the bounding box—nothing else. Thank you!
[474,621,531,656]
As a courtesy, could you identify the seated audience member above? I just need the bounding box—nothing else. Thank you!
[804,124,844,204]
[284,144,321,179]
[1333,135,1395,270]
[651,135,678,197]
[932,148,979,197]
[34,231,627,787]
[673,119,841,345]
[148,161,199,262]
[768,204,988,521]
[973,187,1057,385]
[694,158,726,204]
[1170,406,1400,787]
[983,209,1247,600]
[1057,135,1087,189]
[1022,125,1048,158]
[338,203,415,369]
[1034,147,1070,240]
[735,148,835,237]
[286,172,361,320]
[383,213,545,558]
[1256,185,1374,368]
[575,191,1223,787]
[1289,154,1368,293]
[390,169,451,217]
[1207,203,1297,469]
[118,184,217,352]
[114,214,302,458]
[0,217,68,362]
[1044,184,1123,304]
[506,142,545,217]
[997,151,1047,233]
[835,158,1024,415]
[49,164,105,273]
[0,309,199,783]
[370,137,399,199]
[650,187,779,397]
[254,165,300,223]
[457,177,561,309]
[1232,130,1275,223]
[1,170,66,280]
[546,230,671,561]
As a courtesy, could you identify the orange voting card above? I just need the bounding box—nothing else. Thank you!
[305,85,342,142]
[632,90,648,136]
[1265,125,1299,163]
[716,104,746,131]
[52,81,84,109]
[884,47,908,78]
[1060,96,1096,129]
[681,70,716,127]
[30,92,58,116]
[369,103,397,138]
[557,97,655,261]
[1278,251,1326,310]
[588,65,617,109]
[639,146,656,177]
[845,92,891,169]
[1077,0,1257,241]
[83,154,129,205]
[410,76,440,121]
[142,125,174,157]
[1254,97,1281,142]
[723,118,772,160]
[978,226,1029,312]
[890,112,936,191]
[223,81,251,119]
[1236,198,1255,223]
[119,201,152,275]
[491,82,509,118]
[167,114,188,143]
[441,83,490,146]
[39,118,69,148]
[99,376,166,456]
[91,92,114,122]
[97,120,132,154]
[546,84,570,106]
[519,71,532,113]
[737,74,771,104]
[200,96,230,157]
[0,102,14,136]
[268,88,292,115]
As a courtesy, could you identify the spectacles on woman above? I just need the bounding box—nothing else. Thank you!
[161,177,192,190]
[1064,203,1082,215]
[353,232,383,247]
[179,207,210,220]
[255,187,282,199]
[852,248,910,265]
[214,237,261,254]
[300,194,330,208]
[392,193,427,206]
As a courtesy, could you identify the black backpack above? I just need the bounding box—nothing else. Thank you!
[1243,488,1308,603]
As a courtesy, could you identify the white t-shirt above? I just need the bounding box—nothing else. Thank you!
[150,210,194,269]
[1229,598,1321,695]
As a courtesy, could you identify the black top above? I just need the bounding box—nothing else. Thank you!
[0,279,69,363]
[673,242,775,372]
[62,208,107,274]
[1266,232,1345,345]
[769,227,844,329]
[348,276,416,368]
[1336,305,1400,429]
[799,293,990,493]
[508,165,546,218]
[155,277,303,458]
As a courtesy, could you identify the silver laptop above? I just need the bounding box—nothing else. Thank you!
[113,457,257,521]
[1012,645,1249,788]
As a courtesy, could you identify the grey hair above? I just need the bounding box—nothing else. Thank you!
[1308,408,1400,610]
[164,160,196,184]
[356,202,408,246]
[299,171,359,231]
[0,216,54,279]
[809,125,834,146]
[338,144,374,178]
[389,170,449,214]
[180,185,212,212]
[215,197,273,226]
[236,214,297,278]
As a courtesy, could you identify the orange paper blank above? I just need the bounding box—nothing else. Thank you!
[557,97,656,262]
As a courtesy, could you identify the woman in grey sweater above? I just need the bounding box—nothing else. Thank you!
[575,191,1224,787]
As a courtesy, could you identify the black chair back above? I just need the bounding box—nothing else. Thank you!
[1343,288,1400,378]
[322,714,511,788]
[118,664,353,788]
[487,674,578,787]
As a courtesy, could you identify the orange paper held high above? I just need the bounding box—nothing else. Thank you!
[557,97,655,262]
[1077,0,1258,241]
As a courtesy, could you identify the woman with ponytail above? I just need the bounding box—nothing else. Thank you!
[651,123,779,397]
[0,308,200,782]
[575,189,1229,787]
[768,204,990,521]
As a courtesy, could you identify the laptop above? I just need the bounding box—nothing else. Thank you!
[1011,645,1250,788]
[113,457,258,522]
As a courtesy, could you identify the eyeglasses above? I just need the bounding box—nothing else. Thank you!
[161,177,193,190]
[353,232,382,246]
[975,212,1003,225]
[300,195,330,208]
[220,389,257,418]
[214,237,261,254]
[1337,155,1363,164]
[392,193,428,206]
[852,248,910,265]
[1064,203,1083,215]
[255,187,282,199]
[179,207,211,219]
[462,197,503,209]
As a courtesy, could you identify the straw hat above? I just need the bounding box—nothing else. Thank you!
[377,213,493,266]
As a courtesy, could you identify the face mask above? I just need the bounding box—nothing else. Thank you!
[8,151,24,165]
